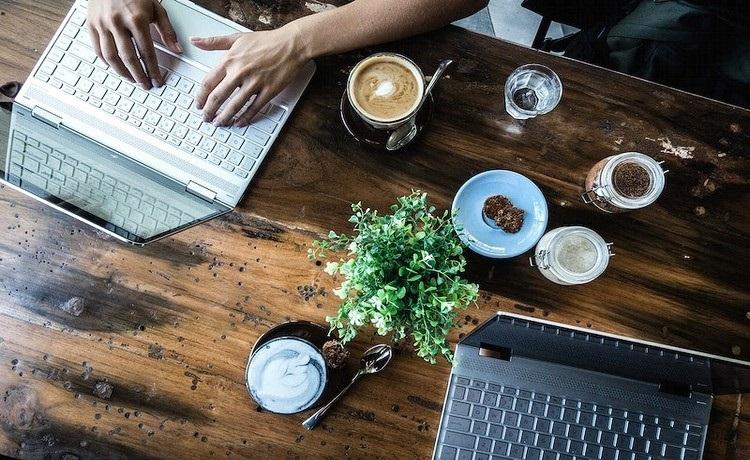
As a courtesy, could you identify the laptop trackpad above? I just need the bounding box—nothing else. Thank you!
[152,0,244,69]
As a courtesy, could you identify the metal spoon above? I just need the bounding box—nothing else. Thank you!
[302,344,393,430]
[386,59,453,151]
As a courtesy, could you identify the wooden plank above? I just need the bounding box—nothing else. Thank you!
[0,0,748,458]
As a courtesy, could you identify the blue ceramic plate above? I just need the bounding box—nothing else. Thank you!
[452,170,548,259]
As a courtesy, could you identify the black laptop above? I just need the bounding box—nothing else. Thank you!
[433,312,750,460]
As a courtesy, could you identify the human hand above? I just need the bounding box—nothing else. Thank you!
[87,0,183,89]
[190,25,308,127]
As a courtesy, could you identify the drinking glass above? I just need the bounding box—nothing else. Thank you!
[504,64,562,120]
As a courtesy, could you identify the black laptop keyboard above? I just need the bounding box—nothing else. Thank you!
[438,375,704,460]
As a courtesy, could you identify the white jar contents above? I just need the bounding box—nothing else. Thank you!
[532,226,613,285]
[246,337,327,414]
[555,234,598,274]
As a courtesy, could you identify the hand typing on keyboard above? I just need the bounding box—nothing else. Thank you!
[190,30,309,127]
[87,0,183,90]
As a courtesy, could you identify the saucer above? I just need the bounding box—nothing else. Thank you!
[246,321,347,413]
[340,89,433,149]
[452,170,548,259]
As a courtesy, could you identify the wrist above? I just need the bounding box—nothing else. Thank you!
[282,20,316,62]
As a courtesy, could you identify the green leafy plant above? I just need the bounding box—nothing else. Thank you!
[309,191,479,363]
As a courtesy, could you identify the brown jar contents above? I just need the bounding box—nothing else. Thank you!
[483,195,525,233]
[613,162,651,198]
[322,340,349,369]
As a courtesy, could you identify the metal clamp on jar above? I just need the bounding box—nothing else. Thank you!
[582,152,667,213]
[530,226,614,285]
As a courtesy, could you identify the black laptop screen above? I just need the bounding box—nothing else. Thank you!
[462,314,750,395]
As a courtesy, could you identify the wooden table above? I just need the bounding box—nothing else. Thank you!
[1,1,749,459]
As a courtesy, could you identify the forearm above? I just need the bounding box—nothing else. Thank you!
[288,0,487,60]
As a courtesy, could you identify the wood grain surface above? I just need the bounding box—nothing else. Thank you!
[0,0,749,459]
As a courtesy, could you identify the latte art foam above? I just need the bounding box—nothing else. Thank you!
[350,55,423,122]
[247,338,326,414]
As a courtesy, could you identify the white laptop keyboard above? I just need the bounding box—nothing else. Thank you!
[9,131,196,237]
[32,5,287,181]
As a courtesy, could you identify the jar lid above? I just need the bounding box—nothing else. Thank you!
[543,226,612,284]
[598,152,665,209]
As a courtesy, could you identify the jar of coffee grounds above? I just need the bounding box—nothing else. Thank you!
[582,152,667,213]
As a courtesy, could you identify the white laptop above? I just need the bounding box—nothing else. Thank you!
[1,0,315,245]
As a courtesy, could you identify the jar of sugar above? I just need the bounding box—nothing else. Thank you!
[582,152,667,213]
[530,226,613,285]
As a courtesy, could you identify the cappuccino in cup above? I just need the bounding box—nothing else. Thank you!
[246,337,327,414]
[347,53,424,129]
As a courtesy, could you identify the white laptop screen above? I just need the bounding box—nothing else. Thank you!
[0,103,228,244]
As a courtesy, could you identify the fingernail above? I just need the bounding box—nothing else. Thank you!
[152,79,161,88]
[189,36,199,42]
[141,82,151,91]
[175,42,184,53]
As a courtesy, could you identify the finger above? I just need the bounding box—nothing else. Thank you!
[202,77,240,123]
[88,26,103,61]
[235,88,273,127]
[213,82,258,127]
[100,32,134,83]
[112,29,150,88]
[195,67,226,110]
[154,5,183,54]
[131,25,162,88]
[189,34,240,51]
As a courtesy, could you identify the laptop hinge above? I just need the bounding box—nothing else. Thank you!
[185,181,217,203]
[31,106,62,129]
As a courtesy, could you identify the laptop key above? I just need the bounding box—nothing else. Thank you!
[456,450,472,460]
[515,399,530,413]
[472,421,488,436]
[483,392,498,407]
[546,405,562,420]
[444,431,476,449]
[583,428,598,443]
[601,447,617,460]
[519,415,534,430]
[439,446,457,460]
[616,434,633,449]
[648,441,664,456]
[520,430,535,446]
[530,402,545,416]
[526,447,541,460]
[466,389,481,403]
[503,412,519,426]
[476,437,492,452]
[643,424,658,439]
[536,434,552,449]
[552,437,567,451]
[664,444,682,459]
[686,434,701,448]
[568,440,584,455]
[492,441,508,455]
[535,419,551,434]
[488,424,503,439]
[471,406,487,420]
[503,428,520,443]
[578,412,594,426]
[450,401,471,417]
[487,409,502,423]
[508,443,524,458]
[568,425,583,440]
[610,418,626,433]
[551,421,566,436]
[498,396,514,409]
[659,429,685,445]
[453,386,466,400]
